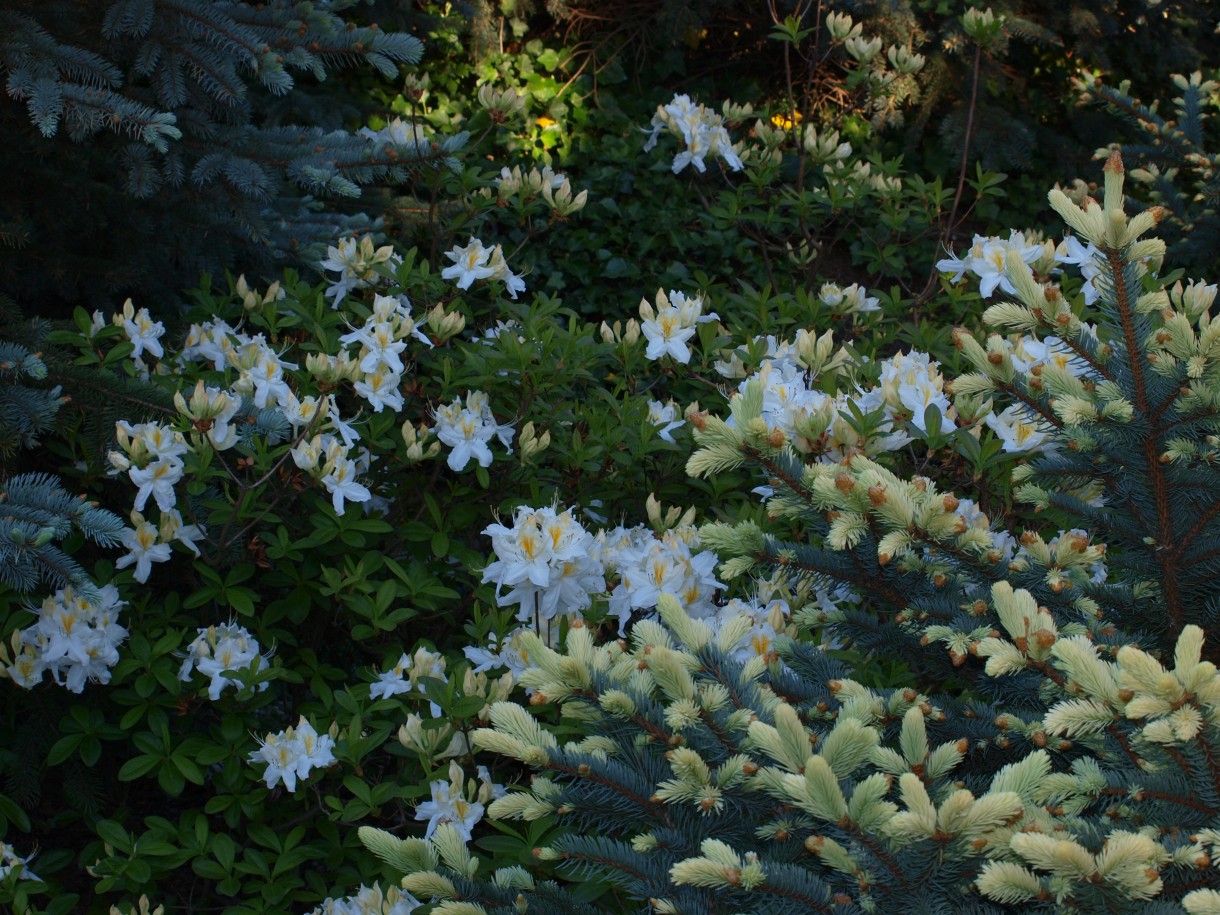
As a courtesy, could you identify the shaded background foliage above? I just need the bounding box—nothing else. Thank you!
[2,0,1218,316]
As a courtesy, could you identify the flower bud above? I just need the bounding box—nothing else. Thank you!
[477,84,526,123]
[425,304,466,342]
[542,178,589,216]
[962,7,1004,44]
[887,45,925,74]
[624,319,641,346]
[825,11,860,41]
[845,35,882,63]
[519,422,551,462]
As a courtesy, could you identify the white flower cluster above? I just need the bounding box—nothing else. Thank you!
[600,523,723,631]
[0,841,38,881]
[319,236,403,307]
[1055,236,1103,304]
[643,93,744,174]
[708,596,792,666]
[369,646,447,713]
[494,164,588,216]
[290,432,373,516]
[818,281,881,315]
[111,298,165,375]
[469,503,725,675]
[647,399,686,443]
[227,334,301,410]
[440,236,525,300]
[4,585,127,693]
[481,505,605,624]
[639,288,719,364]
[936,230,1049,298]
[307,884,420,915]
[109,420,189,514]
[974,328,1100,455]
[938,227,1160,309]
[113,510,202,584]
[714,334,801,379]
[733,344,950,469]
[463,626,542,681]
[415,761,505,842]
[104,255,497,581]
[984,405,1052,454]
[248,716,336,792]
[179,623,270,700]
[433,390,515,472]
[340,293,430,414]
[877,350,953,432]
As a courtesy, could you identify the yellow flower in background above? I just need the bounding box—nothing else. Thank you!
[535,115,556,129]
[770,110,803,130]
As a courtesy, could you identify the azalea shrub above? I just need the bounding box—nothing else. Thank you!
[353,155,1220,914]
[0,173,989,911]
[0,150,1038,912]
[366,1,1017,334]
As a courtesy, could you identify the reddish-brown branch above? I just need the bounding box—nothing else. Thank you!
[1107,724,1146,771]
[1099,786,1215,814]
[543,761,672,824]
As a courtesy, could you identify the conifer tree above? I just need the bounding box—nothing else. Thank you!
[0,0,441,311]
[358,154,1220,913]
[0,300,123,596]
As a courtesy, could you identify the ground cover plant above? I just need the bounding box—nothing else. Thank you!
[1,1,1220,914]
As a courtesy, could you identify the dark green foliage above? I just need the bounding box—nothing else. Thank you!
[0,0,432,312]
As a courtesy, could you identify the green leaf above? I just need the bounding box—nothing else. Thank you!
[118,754,162,782]
[95,819,131,851]
[0,793,31,831]
[431,531,450,557]
[172,753,206,785]
[158,763,186,795]
[46,734,82,766]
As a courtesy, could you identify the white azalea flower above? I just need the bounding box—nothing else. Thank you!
[180,622,269,700]
[441,237,496,290]
[249,716,335,792]
[353,367,404,413]
[984,404,1052,453]
[115,516,172,583]
[129,455,183,513]
[321,457,371,515]
[647,399,686,443]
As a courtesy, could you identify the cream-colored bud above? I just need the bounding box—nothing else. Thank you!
[624,319,641,345]
[426,304,466,341]
[845,35,882,63]
[477,84,526,122]
[887,45,925,74]
[401,421,436,462]
[519,422,551,462]
[962,7,1004,43]
[826,11,860,41]
[542,178,588,216]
